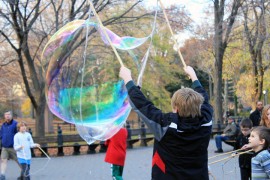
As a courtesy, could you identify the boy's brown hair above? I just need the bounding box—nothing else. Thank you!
[171,88,204,118]
[17,121,27,130]
[252,126,270,149]
[240,118,253,129]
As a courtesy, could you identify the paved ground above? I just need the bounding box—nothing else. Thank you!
[4,139,241,180]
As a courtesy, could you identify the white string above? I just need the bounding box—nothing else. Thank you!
[137,1,158,86]
[21,145,51,178]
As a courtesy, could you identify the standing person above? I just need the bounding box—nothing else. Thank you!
[119,66,213,179]
[242,126,270,179]
[259,104,270,128]
[214,117,238,153]
[104,128,128,180]
[234,118,253,180]
[249,101,263,126]
[14,121,40,180]
[0,111,20,180]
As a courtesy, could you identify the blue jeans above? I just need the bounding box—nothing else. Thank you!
[215,135,230,150]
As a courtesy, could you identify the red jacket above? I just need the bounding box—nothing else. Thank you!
[104,128,128,166]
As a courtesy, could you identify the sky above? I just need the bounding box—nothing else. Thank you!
[145,0,211,46]
[146,0,209,25]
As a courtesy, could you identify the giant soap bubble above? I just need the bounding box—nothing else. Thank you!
[42,19,154,144]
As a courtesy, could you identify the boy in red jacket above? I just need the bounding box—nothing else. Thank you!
[104,128,128,180]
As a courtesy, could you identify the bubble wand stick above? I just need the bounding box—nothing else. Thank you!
[208,149,253,165]
[87,0,124,67]
[38,146,51,160]
[158,0,186,68]
[208,148,246,160]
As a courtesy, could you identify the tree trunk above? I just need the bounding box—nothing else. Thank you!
[224,79,228,118]
[212,0,242,124]
[35,94,46,137]
[209,74,213,100]
[213,62,223,124]
[45,105,54,134]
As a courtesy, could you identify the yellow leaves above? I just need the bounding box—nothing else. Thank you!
[21,98,32,117]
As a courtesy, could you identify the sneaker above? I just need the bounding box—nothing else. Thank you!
[214,149,223,153]
[0,174,5,180]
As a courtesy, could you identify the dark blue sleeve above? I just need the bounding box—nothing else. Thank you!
[192,80,213,124]
[126,81,170,141]
[14,121,18,134]
[0,125,2,139]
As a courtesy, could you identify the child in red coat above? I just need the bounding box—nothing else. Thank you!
[105,128,128,180]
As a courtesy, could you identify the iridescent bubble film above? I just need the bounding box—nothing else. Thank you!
[42,20,152,143]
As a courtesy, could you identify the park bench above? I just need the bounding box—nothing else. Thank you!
[224,139,236,147]
[126,123,154,149]
[31,125,155,157]
[32,134,107,157]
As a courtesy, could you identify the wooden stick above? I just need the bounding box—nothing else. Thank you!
[208,149,243,160]
[38,146,51,160]
[208,149,253,165]
[87,0,124,67]
[159,0,186,68]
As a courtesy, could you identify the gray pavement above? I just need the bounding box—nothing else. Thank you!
[4,139,241,180]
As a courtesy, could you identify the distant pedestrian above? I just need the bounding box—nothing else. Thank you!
[14,121,40,180]
[104,128,127,180]
[0,111,20,180]
[249,101,263,126]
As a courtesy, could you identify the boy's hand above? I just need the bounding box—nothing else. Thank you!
[119,66,132,84]
[241,144,251,150]
[184,66,198,82]
[35,143,40,148]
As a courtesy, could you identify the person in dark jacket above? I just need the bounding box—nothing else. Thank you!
[234,118,253,180]
[249,101,263,126]
[119,66,213,180]
[0,111,20,180]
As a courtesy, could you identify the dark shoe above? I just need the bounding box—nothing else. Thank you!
[17,176,23,180]
[0,174,5,180]
[214,149,223,153]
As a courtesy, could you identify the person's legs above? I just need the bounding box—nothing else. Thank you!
[0,148,9,179]
[111,164,123,180]
[240,168,251,180]
[23,164,30,180]
[8,148,21,169]
[20,164,27,179]
[215,135,229,152]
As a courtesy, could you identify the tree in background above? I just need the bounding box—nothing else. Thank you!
[0,1,191,136]
[241,0,269,108]
[0,0,155,136]
[212,0,244,124]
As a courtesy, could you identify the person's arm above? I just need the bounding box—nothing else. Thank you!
[184,66,213,123]
[225,124,237,137]
[29,133,39,148]
[234,136,240,150]
[13,122,18,135]
[119,67,169,141]
[261,154,270,178]
[0,126,2,140]
[13,134,23,151]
